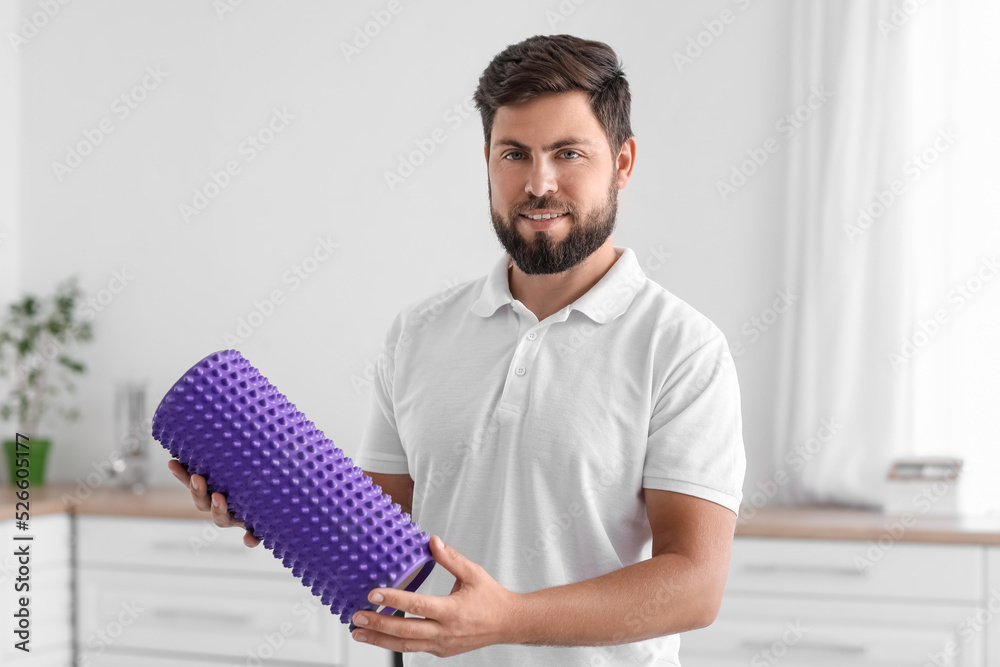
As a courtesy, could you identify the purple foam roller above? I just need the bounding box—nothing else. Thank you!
[151,349,435,625]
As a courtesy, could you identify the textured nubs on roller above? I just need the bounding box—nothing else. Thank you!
[151,349,435,625]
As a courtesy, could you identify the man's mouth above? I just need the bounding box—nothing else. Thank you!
[519,211,569,232]
[519,212,569,220]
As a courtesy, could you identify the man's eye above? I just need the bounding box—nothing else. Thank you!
[503,152,524,160]
[561,150,580,159]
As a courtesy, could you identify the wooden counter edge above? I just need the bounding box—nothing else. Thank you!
[3,484,1000,545]
[735,504,1000,545]
[735,521,1000,545]
[1,482,206,522]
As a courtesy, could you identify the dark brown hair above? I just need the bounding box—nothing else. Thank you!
[473,34,633,159]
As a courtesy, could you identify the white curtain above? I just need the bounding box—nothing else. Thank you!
[773,0,1000,511]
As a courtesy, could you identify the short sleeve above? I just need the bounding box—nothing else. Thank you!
[643,333,746,514]
[353,311,410,475]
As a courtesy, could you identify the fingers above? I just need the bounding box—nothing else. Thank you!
[209,491,245,530]
[167,459,190,486]
[168,460,237,524]
[190,474,212,512]
[168,460,213,513]
[168,459,259,548]
[170,461,211,513]
[244,529,261,548]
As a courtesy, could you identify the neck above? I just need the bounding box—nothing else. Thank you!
[508,240,620,322]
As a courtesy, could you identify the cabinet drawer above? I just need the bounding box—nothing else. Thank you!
[987,547,1000,667]
[84,653,278,667]
[683,596,985,666]
[728,538,984,602]
[78,515,287,576]
[78,568,345,664]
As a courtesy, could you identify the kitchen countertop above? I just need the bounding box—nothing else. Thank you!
[0,482,206,522]
[3,482,1000,545]
[734,503,1000,545]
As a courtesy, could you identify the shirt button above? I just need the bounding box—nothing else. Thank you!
[515,367,526,376]
[527,332,537,341]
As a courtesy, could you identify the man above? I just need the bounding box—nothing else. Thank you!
[171,34,745,666]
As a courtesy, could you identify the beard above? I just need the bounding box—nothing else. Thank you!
[489,172,619,275]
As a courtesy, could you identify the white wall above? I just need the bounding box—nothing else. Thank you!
[0,0,20,306]
[6,0,790,497]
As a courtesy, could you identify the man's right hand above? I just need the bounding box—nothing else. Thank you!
[167,459,261,548]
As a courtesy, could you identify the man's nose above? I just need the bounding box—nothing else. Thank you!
[525,158,558,196]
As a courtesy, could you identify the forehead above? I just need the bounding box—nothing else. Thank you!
[490,90,608,149]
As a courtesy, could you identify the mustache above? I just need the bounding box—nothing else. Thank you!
[513,199,573,215]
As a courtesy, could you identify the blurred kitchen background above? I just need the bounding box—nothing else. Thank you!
[1,0,999,666]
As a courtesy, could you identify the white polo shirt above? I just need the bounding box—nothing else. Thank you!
[354,246,746,666]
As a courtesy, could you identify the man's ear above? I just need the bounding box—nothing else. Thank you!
[483,143,489,164]
[616,136,637,189]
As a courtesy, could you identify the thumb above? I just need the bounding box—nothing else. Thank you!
[430,535,477,584]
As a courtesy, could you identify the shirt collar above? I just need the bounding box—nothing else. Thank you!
[470,246,646,323]
[469,253,516,318]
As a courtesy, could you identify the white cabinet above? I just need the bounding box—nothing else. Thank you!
[90,656,252,667]
[987,547,1000,667]
[682,538,988,666]
[0,514,73,666]
[76,515,392,666]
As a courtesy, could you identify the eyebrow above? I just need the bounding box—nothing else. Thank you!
[492,137,596,152]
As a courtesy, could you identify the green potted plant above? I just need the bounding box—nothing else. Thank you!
[0,277,93,487]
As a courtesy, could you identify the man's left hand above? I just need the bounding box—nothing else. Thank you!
[351,535,521,657]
